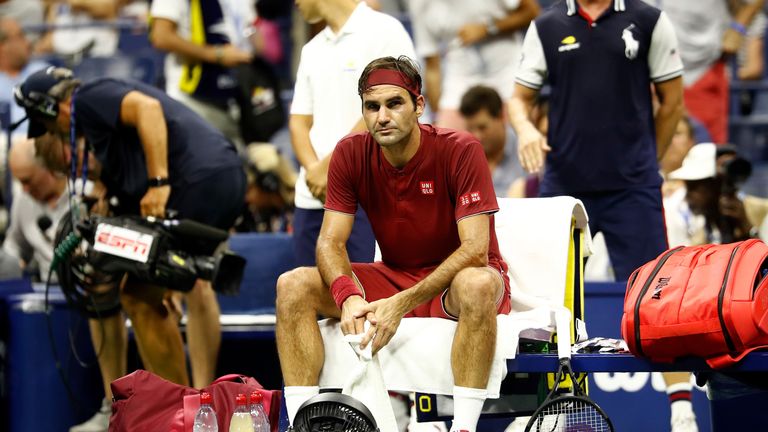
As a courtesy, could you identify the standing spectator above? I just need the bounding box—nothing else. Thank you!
[0,17,51,137]
[289,0,416,266]
[150,0,255,147]
[459,85,525,197]
[647,0,765,143]
[509,2,692,431]
[35,0,122,57]
[407,0,539,128]
[510,0,683,281]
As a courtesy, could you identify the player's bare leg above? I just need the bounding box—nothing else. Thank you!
[444,267,503,432]
[276,267,340,423]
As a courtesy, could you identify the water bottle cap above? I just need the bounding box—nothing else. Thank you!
[236,393,247,405]
[200,392,212,405]
[249,390,263,404]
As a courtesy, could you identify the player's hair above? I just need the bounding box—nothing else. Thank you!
[358,56,422,106]
[459,85,503,118]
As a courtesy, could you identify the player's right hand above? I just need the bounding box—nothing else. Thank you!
[340,295,369,336]
[517,122,550,174]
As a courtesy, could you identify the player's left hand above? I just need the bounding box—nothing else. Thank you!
[140,185,171,218]
[458,23,488,46]
[354,296,405,355]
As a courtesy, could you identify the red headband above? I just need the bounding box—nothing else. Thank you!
[363,69,420,97]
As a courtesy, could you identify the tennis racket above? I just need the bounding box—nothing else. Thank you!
[524,309,614,432]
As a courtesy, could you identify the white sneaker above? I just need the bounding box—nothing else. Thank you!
[670,412,698,432]
[70,398,110,432]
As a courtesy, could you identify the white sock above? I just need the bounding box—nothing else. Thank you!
[284,385,319,425]
[666,381,694,420]
[451,386,487,432]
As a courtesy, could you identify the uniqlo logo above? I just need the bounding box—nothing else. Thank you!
[420,181,434,195]
[460,191,482,206]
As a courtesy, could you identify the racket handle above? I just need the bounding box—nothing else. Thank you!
[554,307,572,359]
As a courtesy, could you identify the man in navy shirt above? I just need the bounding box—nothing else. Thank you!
[509,1,693,430]
[510,0,683,280]
[14,67,245,389]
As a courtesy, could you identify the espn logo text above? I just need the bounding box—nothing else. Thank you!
[96,232,150,256]
[459,191,482,206]
[94,224,155,263]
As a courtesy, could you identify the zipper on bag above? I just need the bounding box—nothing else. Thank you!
[633,246,683,357]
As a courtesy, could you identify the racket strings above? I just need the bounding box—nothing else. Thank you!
[530,398,612,432]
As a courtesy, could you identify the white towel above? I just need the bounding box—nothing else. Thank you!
[495,197,591,313]
[320,309,560,399]
[342,329,400,432]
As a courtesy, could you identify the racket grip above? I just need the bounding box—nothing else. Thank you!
[554,307,572,359]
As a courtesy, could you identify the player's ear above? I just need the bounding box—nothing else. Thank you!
[415,95,425,118]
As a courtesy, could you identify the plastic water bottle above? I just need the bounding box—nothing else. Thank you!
[249,390,270,432]
[193,392,218,432]
[229,394,255,432]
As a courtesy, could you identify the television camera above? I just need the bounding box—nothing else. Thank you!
[53,213,246,317]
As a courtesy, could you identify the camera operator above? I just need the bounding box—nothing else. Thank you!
[13,67,246,391]
[668,143,768,245]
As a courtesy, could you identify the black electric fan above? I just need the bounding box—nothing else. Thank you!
[292,393,378,432]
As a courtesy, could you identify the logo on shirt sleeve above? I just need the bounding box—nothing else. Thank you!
[420,181,434,195]
[459,191,482,206]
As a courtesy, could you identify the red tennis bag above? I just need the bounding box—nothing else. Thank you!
[622,239,768,368]
[109,370,281,432]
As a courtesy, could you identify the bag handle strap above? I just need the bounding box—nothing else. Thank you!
[707,345,768,369]
[212,374,248,384]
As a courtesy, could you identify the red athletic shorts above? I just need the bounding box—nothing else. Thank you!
[350,261,511,320]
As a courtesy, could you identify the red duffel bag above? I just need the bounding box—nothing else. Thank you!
[109,370,281,432]
[622,239,768,368]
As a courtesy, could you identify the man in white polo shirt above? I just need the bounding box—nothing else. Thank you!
[290,0,416,266]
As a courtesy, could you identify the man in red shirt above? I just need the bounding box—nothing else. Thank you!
[276,56,510,432]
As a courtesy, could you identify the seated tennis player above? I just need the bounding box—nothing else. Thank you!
[275,55,512,432]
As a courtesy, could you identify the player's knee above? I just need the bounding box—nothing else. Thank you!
[276,267,317,312]
[452,269,498,311]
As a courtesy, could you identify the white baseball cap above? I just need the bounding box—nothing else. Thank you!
[668,143,717,181]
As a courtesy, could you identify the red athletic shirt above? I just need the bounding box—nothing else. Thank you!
[325,123,507,273]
